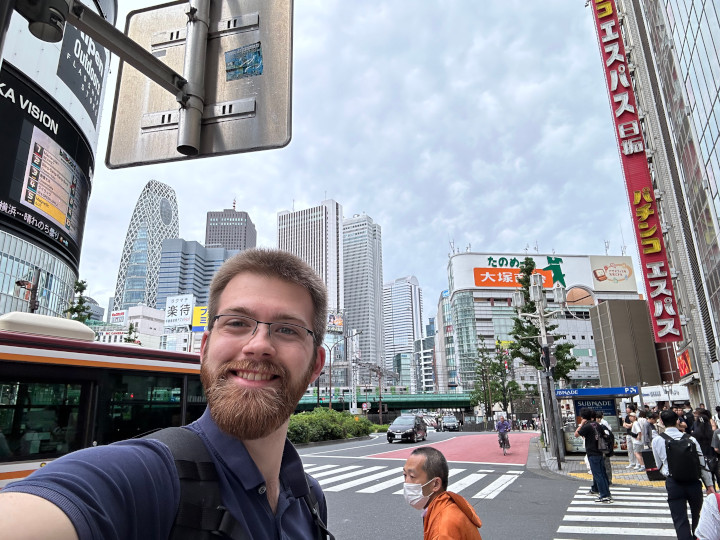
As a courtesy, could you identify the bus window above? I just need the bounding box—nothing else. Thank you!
[0,381,85,460]
[185,377,206,423]
[98,373,185,443]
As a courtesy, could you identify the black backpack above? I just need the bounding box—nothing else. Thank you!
[145,427,335,540]
[591,422,614,454]
[660,432,701,482]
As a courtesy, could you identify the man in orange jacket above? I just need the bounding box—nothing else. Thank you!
[403,447,482,539]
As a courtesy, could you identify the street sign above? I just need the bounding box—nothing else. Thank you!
[362,402,368,411]
[106,0,292,168]
[555,386,639,398]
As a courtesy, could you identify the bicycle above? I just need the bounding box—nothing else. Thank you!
[498,432,510,455]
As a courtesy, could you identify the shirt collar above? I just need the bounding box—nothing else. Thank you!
[194,407,310,497]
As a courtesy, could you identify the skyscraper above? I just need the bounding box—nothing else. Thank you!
[383,276,424,387]
[113,180,179,311]
[602,0,720,405]
[277,200,344,312]
[205,205,256,251]
[343,213,384,367]
[156,239,238,310]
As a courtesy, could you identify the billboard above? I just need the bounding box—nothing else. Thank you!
[590,0,682,342]
[109,310,127,326]
[164,294,195,327]
[0,65,92,272]
[450,253,638,294]
[327,311,344,333]
[192,306,209,332]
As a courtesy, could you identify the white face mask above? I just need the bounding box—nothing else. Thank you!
[403,478,436,510]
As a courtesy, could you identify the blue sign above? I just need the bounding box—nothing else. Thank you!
[573,399,616,417]
[555,386,638,398]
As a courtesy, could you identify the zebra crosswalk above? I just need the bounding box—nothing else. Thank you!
[554,485,675,539]
[303,462,523,499]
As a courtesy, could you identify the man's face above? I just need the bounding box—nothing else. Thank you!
[499,416,505,422]
[200,272,325,440]
[403,454,439,497]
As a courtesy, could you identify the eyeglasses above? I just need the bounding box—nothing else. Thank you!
[211,314,314,344]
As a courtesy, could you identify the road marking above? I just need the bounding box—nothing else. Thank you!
[309,465,361,479]
[318,465,385,486]
[570,500,667,508]
[563,515,674,524]
[324,467,404,492]
[574,494,666,501]
[556,525,675,536]
[447,473,487,494]
[304,465,338,474]
[472,474,518,499]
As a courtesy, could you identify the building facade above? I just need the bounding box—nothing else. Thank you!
[383,276,424,379]
[0,3,115,316]
[112,180,179,311]
[343,213,384,368]
[278,200,344,312]
[156,238,238,310]
[205,206,256,251]
[610,0,720,407]
[443,252,642,392]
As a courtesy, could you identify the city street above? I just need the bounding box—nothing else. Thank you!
[299,431,673,539]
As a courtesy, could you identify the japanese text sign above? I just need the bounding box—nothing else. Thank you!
[164,294,195,328]
[473,268,553,288]
[591,0,681,342]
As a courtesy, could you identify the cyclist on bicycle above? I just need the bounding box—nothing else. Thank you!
[496,416,511,449]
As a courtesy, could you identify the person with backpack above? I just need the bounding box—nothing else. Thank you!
[574,407,614,503]
[652,409,715,540]
[0,249,334,540]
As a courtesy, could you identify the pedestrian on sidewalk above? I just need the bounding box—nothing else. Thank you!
[652,409,715,540]
[596,411,614,485]
[630,412,646,472]
[575,408,613,504]
[624,404,638,469]
[403,447,482,539]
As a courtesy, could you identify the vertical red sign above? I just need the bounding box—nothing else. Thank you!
[591,0,682,342]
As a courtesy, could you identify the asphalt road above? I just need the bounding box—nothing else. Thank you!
[298,430,676,539]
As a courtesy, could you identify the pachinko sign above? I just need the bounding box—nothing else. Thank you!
[591,0,681,342]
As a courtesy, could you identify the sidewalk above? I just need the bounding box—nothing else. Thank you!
[534,436,665,490]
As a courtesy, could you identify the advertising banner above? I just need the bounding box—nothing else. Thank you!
[192,306,209,332]
[590,0,682,342]
[164,294,195,327]
[109,310,127,325]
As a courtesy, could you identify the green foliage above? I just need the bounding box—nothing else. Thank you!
[507,257,578,382]
[124,322,140,344]
[469,346,525,415]
[287,408,373,444]
[64,280,91,323]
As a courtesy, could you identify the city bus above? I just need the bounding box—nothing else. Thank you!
[0,312,204,488]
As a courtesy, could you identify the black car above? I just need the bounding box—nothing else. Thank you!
[440,415,460,431]
[387,415,427,443]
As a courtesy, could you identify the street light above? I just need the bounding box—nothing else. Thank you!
[323,328,362,410]
[511,274,569,469]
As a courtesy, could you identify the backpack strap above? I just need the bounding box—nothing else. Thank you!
[147,427,334,540]
[144,427,248,540]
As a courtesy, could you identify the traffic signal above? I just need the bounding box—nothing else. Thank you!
[541,346,551,369]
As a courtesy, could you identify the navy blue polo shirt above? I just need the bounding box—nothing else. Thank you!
[4,408,326,540]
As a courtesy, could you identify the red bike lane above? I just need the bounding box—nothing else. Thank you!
[367,432,537,465]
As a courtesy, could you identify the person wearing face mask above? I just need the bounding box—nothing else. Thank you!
[403,447,482,539]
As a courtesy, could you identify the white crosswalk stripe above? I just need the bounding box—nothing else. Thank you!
[302,462,523,499]
[554,486,677,538]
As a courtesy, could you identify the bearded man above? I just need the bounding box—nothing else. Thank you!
[0,249,330,540]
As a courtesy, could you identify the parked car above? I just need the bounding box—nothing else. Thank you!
[387,415,427,443]
[440,415,460,431]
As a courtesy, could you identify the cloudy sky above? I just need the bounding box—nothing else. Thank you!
[80,0,636,320]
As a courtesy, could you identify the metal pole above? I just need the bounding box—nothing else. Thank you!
[29,267,40,313]
[176,0,209,156]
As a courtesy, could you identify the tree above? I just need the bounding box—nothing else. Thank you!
[508,257,578,382]
[64,280,91,323]
[469,346,525,416]
[124,322,140,344]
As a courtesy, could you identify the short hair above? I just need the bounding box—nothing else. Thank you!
[627,403,637,412]
[715,406,720,413]
[580,407,595,421]
[661,409,678,427]
[638,410,646,418]
[207,248,328,347]
[596,411,604,419]
[411,447,449,491]
[648,412,659,420]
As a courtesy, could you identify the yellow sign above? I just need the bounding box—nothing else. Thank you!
[192,306,208,331]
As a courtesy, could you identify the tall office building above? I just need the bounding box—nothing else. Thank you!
[278,200,344,312]
[603,0,720,405]
[343,213,384,367]
[156,239,238,310]
[383,276,424,385]
[205,206,256,251]
[113,180,179,311]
